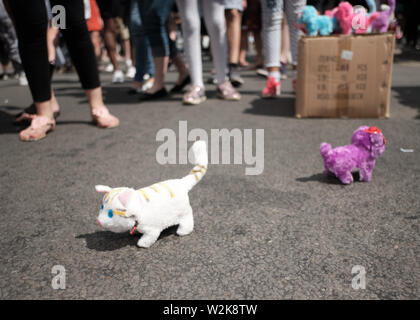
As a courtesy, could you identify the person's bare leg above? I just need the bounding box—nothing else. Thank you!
[85,86,107,109]
[168,12,178,42]
[50,89,60,113]
[47,25,59,64]
[146,56,168,94]
[226,8,243,85]
[103,18,119,71]
[225,9,242,65]
[130,44,135,66]
[122,38,131,63]
[280,15,290,64]
[253,30,263,67]
[35,101,54,119]
[172,53,189,86]
[90,31,102,61]
[86,87,119,128]
[239,30,248,66]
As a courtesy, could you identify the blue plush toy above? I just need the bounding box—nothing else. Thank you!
[298,6,333,36]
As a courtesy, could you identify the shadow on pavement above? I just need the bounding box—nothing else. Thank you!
[392,86,420,119]
[76,226,178,251]
[296,172,360,185]
[56,120,94,126]
[0,107,24,134]
[244,97,295,117]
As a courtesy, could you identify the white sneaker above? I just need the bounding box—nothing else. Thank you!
[18,72,28,86]
[112,70,124,83]
[141,78,154,92]
[104,63,114,73]
[126,66,136,79]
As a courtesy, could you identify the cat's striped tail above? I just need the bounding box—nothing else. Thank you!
[182,141,208,192]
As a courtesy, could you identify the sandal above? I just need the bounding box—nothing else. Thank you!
[15,104,60,125]
[217,81,241,101]
[183,85,206,105]
[91,107,120,129]
[19,115,55,141]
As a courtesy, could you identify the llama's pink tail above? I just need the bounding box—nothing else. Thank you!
[320,143,332,159]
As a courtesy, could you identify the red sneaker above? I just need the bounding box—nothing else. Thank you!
[262,76,281,98]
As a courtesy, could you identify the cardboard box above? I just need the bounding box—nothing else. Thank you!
[296,33,395,118]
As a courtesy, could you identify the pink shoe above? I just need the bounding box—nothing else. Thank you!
[183,85,206,105]
[91,107,120,128]
[19,115,55,141]
[217,80,241,101]
[262,76,281,98]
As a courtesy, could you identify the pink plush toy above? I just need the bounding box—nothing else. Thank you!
[371,0,396,33]
[352,4,380,34]
[335,2,355,35]
[320,126,386,184]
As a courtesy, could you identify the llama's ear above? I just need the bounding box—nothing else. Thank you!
[95,185,112,193]
[118,189,133,208]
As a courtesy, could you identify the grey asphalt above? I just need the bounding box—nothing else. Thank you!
[0,53,419,300]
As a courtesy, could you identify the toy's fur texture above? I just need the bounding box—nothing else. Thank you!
[371,0,395,32]
[352,2,380,34]
[325,8,339,32]
[95,141,208,248]
[299,6,333,36]
[335,2,355,35]
[320,126,386,184]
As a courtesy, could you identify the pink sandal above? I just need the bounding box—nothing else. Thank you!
[91,107,120,129]
[19,115,55,142]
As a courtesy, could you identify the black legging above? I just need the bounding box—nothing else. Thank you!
[7,0,100,103]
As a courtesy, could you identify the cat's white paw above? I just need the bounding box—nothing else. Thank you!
[137,231,160,248]
[177,212,194,236]
[137,238,155,248]
[176,227,193,237]
[176,222,194,236]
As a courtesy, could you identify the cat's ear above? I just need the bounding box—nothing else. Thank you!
[118,189,133,208]
[95,185,112,193]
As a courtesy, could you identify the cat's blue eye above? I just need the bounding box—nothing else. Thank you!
[108,209,113,218]
[100,205,104,210]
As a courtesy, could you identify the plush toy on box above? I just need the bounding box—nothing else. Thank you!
[334,1,355,35]
[352,0,380,34]
[95,141,208,248]
[298,5,333,36]
[320,126,386,184]
[371,0,396,33]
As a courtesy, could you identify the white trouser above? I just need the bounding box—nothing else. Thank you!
[176,0,227,86]
[261,0,306,67]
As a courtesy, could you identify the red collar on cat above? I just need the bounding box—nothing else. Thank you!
[130,221,138,235]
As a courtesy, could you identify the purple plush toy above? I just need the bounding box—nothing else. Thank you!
[320,126,386,184]
[371,0,396,33]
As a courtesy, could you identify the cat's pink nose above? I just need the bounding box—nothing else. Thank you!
[97,219,102,228]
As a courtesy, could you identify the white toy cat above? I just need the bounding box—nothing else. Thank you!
[95,141,208,248]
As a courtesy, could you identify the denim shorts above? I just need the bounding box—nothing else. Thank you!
[224,0,243,11]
